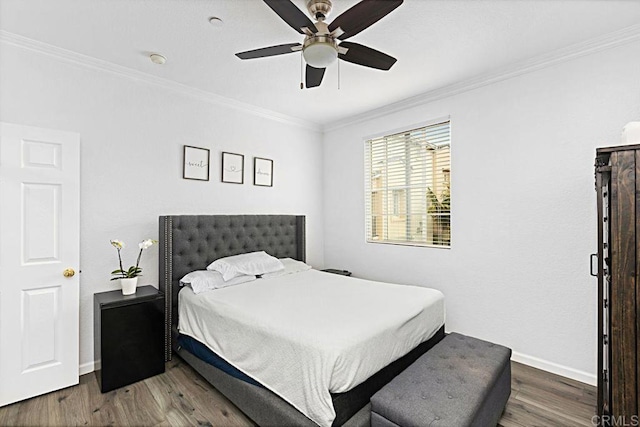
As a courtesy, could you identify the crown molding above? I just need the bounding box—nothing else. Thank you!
[3,22,639,135]
[324,23,640,132]
[0,30,322,133]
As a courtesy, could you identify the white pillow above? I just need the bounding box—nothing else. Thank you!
[180,270,256,294]
[261,258,312,279]
[207,251,284,281]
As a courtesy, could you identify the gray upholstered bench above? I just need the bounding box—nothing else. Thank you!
[370,333,512,427]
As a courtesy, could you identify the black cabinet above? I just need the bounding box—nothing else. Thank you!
[321,269,352,276]
[94,286,165,393]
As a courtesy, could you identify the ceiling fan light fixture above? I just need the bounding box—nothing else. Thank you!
[302,36,337,68]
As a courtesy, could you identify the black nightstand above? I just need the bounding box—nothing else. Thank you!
[321,269,352,277]
[94,286,165,393]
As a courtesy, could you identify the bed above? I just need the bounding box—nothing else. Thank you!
[159,215,445,427]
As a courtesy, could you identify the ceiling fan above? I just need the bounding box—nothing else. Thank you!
[235,0,403,88]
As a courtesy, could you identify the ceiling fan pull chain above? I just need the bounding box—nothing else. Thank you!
[300,51,304,89]
[338,56,341,90]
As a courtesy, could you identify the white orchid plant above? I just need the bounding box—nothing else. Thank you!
[110,239,157,280]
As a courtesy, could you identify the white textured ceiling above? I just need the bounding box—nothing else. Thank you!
[1,0,640,128]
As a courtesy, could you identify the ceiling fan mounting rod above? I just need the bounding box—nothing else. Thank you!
[307,0,332,21]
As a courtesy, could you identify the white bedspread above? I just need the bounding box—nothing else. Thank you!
[178,269,445,427]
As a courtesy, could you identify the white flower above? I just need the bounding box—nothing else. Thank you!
[139,239,157,250]
[110,239,124,249]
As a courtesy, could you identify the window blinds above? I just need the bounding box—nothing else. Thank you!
[365,120,451,247]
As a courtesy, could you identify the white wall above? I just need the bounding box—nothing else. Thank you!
[322,41,640,384]
[3,34,639,385]
[0,43,325,372]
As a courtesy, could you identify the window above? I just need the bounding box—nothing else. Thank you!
[365,120,451,247]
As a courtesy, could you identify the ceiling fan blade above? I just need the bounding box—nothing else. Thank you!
[306,65,325,88]
[329,0,403,40]
[236,43,302,60]
[264,0,318,34]
[338,42,397,70]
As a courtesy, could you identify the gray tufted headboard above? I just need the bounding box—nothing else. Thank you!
[158,215,306,361]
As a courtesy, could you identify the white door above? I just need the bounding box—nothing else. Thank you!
[0,122,80,406]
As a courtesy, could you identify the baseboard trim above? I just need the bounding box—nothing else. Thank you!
[511,351,596,386]
[79,361,95,376]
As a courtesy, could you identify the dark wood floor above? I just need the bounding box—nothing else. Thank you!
[0,359,596,426]
[501,362,596,426]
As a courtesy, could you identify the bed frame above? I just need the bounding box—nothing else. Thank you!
[158,214,444,427]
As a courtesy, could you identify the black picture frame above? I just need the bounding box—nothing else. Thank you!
[221,152,245,184]
[183,145,210,181]
[254,157,273,187]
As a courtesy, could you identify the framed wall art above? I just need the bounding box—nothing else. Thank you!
[254,157,273,187]
[183,145,210,181]
[221,152,244,184]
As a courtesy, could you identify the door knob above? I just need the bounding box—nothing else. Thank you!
[63,268,75,278]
